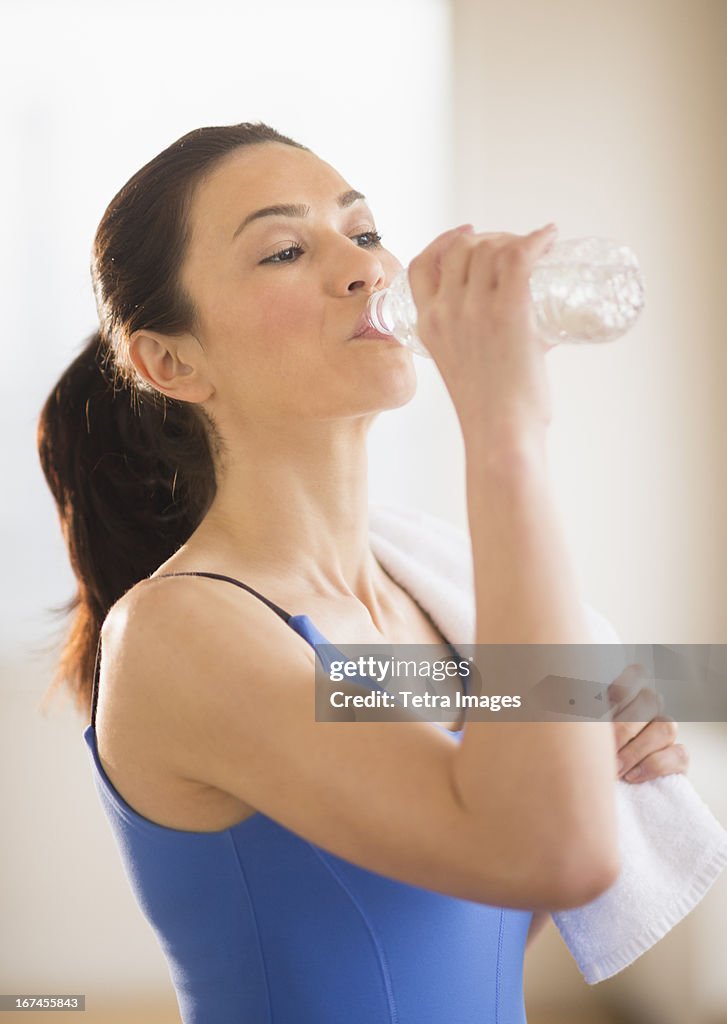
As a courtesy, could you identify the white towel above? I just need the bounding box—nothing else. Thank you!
[368,501,727,984]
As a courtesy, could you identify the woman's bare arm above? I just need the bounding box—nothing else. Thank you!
[451,435,620,897]
[406,224,620,898]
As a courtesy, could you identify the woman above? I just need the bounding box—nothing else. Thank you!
[37,122,688,1023]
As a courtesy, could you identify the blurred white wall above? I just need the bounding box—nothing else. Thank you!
[2,0,454,664]
[1,0,453,1013]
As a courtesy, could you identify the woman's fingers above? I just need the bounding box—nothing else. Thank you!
[411,223,559,310]
[493,224,559,294]
[408,224,475,308]
[607,664,663,723]
[611,686,664,737]
[444,224,559,297]
[615,715,679,773]
[437,231,489,297]
[619,738,690,783]
[605,662,687,783]
[407,221,560,429]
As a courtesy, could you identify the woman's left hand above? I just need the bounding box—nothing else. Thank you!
[526,664,690,952]
[608,664,690,783]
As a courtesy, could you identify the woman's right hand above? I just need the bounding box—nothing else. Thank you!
[407,223,559,446]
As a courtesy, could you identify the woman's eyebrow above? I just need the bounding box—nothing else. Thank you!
[232,189,366,241]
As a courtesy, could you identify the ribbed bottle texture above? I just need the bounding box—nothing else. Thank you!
[366,236,645,356]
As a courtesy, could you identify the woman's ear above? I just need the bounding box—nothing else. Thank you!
[128,329,215,402]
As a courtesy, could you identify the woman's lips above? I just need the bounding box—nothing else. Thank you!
[349,312,395,342]
[353,327,398,341]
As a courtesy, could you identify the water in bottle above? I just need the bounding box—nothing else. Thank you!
[365,236,646,357]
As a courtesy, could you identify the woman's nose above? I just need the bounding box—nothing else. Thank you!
[338,247,386,296]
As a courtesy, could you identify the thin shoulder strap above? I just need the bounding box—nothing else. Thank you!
[151,571,293,622]
[90,631,103,730]
[89,571,294,730]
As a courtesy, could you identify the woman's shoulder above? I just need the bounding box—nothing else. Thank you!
[96,568,273,832]
[100,546,301,709]
[98,555,309,752]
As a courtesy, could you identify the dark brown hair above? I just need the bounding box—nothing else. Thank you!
[36,121,308,720]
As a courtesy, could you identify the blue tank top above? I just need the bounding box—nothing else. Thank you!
[82,571,532,1023]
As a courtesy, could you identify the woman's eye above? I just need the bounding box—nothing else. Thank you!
[354,231,383,248]
[260,243,304,265]
[259,231,382,266]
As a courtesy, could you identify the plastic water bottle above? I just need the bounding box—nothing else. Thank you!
[365,236,646,357]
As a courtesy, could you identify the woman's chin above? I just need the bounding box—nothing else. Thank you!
[374,361,419,409]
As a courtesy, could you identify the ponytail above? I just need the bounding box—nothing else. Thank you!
[36,329,216,718]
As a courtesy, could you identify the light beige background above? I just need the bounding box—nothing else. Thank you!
[451,4,727,1021]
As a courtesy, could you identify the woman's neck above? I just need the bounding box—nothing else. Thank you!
[186,415,387,617]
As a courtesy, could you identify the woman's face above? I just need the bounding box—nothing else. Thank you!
[179,142,416,426]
